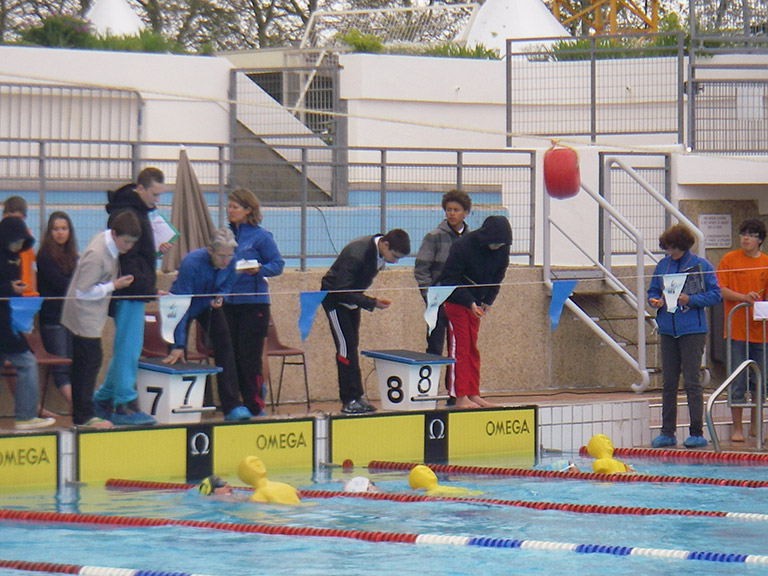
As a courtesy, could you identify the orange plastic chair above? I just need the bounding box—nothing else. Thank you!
[265,320,310,410]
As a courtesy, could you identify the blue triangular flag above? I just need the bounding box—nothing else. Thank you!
[424,286,457,335]
[549,280,577,331]
[10,297,43,336]
[298,291,327,341]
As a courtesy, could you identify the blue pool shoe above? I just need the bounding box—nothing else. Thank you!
[683,435,708,449]
[651,434,677,448]
[225,406,253,421]
[111,403,156,426]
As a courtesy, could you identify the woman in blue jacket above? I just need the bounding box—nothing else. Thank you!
[225,189,285,416]
[647,224,721,449]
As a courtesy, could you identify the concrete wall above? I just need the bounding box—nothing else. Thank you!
[150,265,645,407]
[0,46,232,158]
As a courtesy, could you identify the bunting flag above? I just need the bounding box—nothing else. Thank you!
[662,273,687,314]
[158,295,192,343]
[9,296,43,335]
[298,291,328,341]
[549,280,578,331]
[424,286,457,335]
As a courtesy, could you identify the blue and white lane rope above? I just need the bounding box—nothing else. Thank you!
[415,534,768,564]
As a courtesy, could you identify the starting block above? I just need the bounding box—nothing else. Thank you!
[136,358,221,424]
[361,349,454,411]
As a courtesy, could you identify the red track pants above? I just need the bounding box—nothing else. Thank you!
[444,301,481,398]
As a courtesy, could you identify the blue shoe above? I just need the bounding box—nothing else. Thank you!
[93,398,113,420]
[683,435,708,448]
[651,434,677,448]
[225,406,253,422]
[111,403,156,426]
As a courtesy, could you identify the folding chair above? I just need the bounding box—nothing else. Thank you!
[23,331,72,415]
[265,320,310,410]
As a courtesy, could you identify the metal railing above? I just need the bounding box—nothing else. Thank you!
[706,360,763,452]
[0,138,536,270]
[716,301,768,451]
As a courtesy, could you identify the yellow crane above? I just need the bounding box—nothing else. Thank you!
[551,0,659,35]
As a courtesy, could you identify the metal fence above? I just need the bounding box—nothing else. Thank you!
[506,33,685,144]
[687,35,768,154]
[0,139,535,270]
[506,31,768,154]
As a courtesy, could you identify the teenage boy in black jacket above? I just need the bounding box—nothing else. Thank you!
[321,229,410,414]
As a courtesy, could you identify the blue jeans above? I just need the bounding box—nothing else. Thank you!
[2,350,38,420]
[94,299,145,407]
[730,340,766,404]
[40,323,73,389]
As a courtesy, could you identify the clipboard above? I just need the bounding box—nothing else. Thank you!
[150,213,179,255]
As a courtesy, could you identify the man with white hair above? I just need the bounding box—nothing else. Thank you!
[163,227,252,421]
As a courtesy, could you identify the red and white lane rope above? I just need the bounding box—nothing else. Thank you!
[367,460,768,489]
[104,479,768,522]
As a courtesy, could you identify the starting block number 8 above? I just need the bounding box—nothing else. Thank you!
[386,365,433,404]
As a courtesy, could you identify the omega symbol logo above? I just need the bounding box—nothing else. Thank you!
[428,418,445,440]
[189,432,211,455]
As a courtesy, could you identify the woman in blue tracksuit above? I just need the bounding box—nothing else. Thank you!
[647,224,721,449]
[225,188,285,416]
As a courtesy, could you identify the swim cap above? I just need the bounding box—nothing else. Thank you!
[198,475,227,496]
[343,476,372,493]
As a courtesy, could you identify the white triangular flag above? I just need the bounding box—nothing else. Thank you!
[662,273,687,313]
[158,294,192,343]
[424,286,457,335]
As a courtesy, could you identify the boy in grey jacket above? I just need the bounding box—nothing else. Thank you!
[414,190,471,402]
[61,211,140,427]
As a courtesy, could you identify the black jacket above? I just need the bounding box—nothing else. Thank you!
[438,215,512,309]
[106,183,157,299]
[0,217,34,353]
[37,251,73,325]
[321,235,382,311]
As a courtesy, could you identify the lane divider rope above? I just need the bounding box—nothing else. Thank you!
[0,557,213,576]
[367,460,768,489]
[104,479,768,522]
[578,445,768,464]
[1,508,766,566]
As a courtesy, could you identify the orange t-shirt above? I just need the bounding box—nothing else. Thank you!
[716,249,768,342]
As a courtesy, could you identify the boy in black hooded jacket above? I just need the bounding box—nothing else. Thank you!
[438,215,512,409]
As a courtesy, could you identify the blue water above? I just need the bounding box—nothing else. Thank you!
[2,456,768,575]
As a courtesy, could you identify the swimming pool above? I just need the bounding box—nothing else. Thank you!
[1,455,768,576]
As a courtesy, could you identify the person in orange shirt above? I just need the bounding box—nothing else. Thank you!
[2,196,38,296]
[716,219,768,442]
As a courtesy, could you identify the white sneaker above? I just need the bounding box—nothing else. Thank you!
[15,417,56,430]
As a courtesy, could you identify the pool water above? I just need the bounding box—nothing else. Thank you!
[2,456,768,575]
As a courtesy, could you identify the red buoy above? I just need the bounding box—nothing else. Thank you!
[544,145,580,199]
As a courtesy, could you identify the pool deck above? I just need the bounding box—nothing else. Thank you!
[1,388,765,453]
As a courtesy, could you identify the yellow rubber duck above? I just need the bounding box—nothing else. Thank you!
[586,434,634,474]
[408,464,480,497]
[237,455,301,505]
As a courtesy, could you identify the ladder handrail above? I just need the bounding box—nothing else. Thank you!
[543,182,650,392]
[706,359,763,452]
[604,156,706,259]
